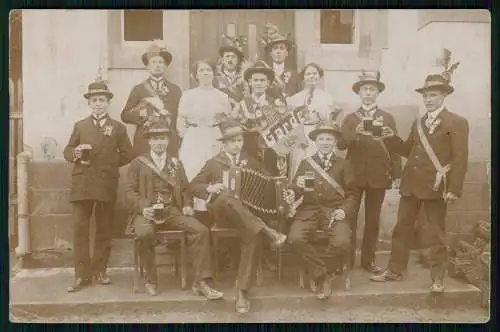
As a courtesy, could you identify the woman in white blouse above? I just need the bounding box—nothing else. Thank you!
[287,62,341,178]
[177,60,232,211]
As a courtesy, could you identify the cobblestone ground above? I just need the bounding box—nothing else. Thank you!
[11,305,489,323]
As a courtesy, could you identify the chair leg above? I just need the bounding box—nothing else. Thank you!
[133,239,143,294]
[180,234,187,289]
[344,243,353,291]
[299,267,305,289]
[277,246,283,281]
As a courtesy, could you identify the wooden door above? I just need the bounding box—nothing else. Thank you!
[189,10,296,87]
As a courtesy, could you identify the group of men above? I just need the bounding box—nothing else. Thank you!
[62,24,469,314]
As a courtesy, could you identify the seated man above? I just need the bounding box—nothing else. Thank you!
[124,121,223,299]
[288,121,359,300]
[190,118,290,314]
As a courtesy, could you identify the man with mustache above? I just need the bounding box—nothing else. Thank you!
[64,78,135,292]
[121,40,182,157]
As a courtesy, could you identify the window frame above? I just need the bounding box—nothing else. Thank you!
[120,10,167,47]
[319,9,360,51]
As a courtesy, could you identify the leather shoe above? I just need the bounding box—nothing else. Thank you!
[145,282,158,296]
[316,274,334,300]
[370,269,403,282]
[192,280,224,300]
[67,278,92,293]
[235,290,251,314]
[94,272,111,285]
[429,280,445,293]
[362,262,383,274]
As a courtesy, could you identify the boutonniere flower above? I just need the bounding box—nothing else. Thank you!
[274,98,284,106]
[103,125,113,136]
[167,157,179,176]
[428,119,441,135]
[324,161,333,171]
[283,71,292,84]
[239,159,248,167]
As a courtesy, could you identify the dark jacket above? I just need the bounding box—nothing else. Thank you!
[266,62,300,102]
[125,153,193,214]
[292,152,360,221]
[63,116,135,203]
[121,78,182,156]
[337,108,402,189]
[384,108,469,199]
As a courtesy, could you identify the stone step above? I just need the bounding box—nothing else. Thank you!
[10,253,482,319]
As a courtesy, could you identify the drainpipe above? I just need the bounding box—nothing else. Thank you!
[15,150,32,257]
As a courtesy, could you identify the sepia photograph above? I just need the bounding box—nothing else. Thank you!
[8,9,491,323]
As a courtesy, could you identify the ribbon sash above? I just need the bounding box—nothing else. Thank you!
[416,119,451,191]
[306,157,345,198]
[137,156,176,188]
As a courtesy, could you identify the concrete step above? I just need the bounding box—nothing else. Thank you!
[10,254,482,319]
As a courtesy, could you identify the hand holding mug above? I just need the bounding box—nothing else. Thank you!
[142,206,156,221]
[207,183,226,194]
[182,206,195,216]
[296,176,306,189]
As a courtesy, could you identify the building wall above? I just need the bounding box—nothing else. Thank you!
[20,10,490,255]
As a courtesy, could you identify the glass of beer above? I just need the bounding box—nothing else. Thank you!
[152,202,165,222]
[304,171,315,192]
[363,117,373,133]
[80,144,92,164]
[372,119,383,137]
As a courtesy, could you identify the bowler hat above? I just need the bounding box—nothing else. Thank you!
[143,120,171,139]
[217,118,245,141]
[219,34,247,61]
[415,74,454,95]
[352,70,385,94]
[142,41,173,66]
[308,120,342,141]
[83,81,114,100]
[243,61,275,82]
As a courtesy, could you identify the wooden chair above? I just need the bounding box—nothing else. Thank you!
[132,230,187,294]
[297,229,352,291]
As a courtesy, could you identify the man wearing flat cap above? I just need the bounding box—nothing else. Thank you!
[124,120,223,299]
[121,40,182,157]
[371,51,468,293]
[337,70,402,274]
[288,121,359,300]
[64,77,135,293]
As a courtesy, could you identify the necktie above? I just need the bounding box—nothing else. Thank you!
[322,154,329,168]
[426,114,434,128]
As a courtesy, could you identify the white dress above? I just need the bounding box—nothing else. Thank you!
[177,87,231,210]
[287,88,337,179]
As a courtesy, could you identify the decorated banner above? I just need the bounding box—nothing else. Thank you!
[256,105,308,156]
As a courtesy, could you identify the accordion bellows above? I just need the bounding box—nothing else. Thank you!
[222,167,290,217]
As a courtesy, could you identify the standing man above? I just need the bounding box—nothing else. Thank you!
[190,118,289,313]
[63,78,135,292]
[215,34,249,109]
[337,70,402,273]
[124,120,223,299]
[121,40,182,157]
[288,121,359,300]
[259,23,300,103]
[371,55,468,293]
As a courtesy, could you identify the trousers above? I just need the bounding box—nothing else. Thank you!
[72,200,114,280]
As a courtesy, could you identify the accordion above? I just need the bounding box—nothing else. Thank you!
[222,166,291,218]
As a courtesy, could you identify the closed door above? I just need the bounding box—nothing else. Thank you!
[189,10,296,87]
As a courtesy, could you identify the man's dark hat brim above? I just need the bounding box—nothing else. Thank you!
[308,127,342,141]
[141,50,173,66]
[265,38,293,51]
[217,127,245,141]
[352,80,386,94]
[144,128,171,138]
[244,66,275,82]
[415,84,454,95]
[84,90,114,100]
[219,46,245,60]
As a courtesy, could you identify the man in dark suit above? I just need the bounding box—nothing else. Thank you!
[190,118,290,313]
[371,66,469,293]
[337,71,402,273]
[63,79,135,292]
[259,23,300,102]
[121,41,182,157]
[124,121,223,299]
[288,121,359,300]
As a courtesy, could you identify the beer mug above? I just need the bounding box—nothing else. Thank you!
[80,144,93,165]
[304,171,315,192]
[152,202,165,223]
[363,116,373,133]
[372,119,383,137]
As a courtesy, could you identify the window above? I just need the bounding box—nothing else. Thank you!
[122,10,163,42]
[320,10,356,45]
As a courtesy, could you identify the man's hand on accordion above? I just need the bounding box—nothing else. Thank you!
[296,176,306,189]
[328,209,346,228]
[284,189,295,205]
[142,207,156,221]
[207,183,226,194]
[182,206,195,216]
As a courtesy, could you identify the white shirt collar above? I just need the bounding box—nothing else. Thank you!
[426,105,445,120]
[319,151,334,161]
[150,75,165,83]
[150,151,167,169]
[225,152,240,165]
[361,103,378,115]
[273,62,285,76]
[252,93,268,105]
[92,114,108,127]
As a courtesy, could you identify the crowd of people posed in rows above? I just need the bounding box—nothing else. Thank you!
[63,23,469,314]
